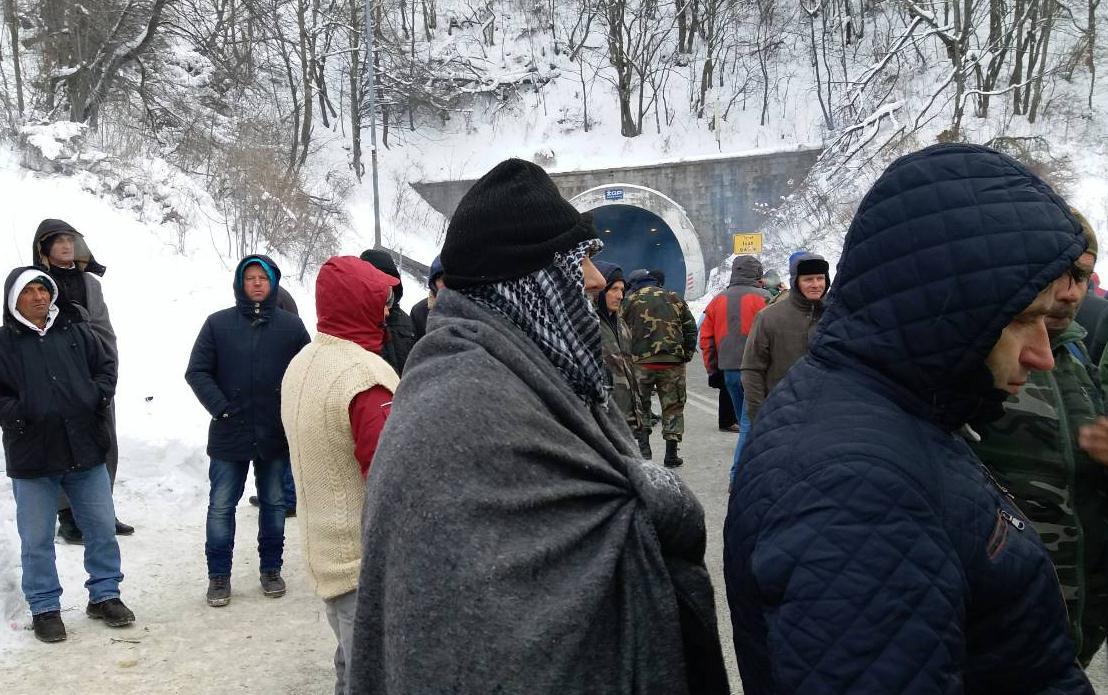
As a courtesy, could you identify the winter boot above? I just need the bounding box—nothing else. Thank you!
[635,430,652,459]
[57,509,83,545]
[32,611,66,643]
[260,570,286,598]
[663,439,684,468]
[114,518,135,536]
[206,576,231,607]
[86,598,136,627]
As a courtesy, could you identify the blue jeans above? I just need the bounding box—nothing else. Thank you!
[206,458,287,578]
[724,370,752,483]
[282,461,297,509]
[12,464,122,615]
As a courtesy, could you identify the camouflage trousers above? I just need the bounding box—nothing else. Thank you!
[636,364,686,441]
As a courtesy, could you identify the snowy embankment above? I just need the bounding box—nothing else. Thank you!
[0,147,324,648]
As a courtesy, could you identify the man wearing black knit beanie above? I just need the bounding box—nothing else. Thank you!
[358,249,416,374]
[348,158,730,695]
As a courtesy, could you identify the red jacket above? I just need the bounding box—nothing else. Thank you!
[316,256,398,477]
[700,284,767,373]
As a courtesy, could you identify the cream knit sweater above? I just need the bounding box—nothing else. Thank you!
[281,332,399,599]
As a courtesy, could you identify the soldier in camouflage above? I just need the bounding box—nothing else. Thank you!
[593,261,643,432]
[972,210,1108,665]
[622,269,697,467]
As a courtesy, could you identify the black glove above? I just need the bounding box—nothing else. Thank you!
[707,371,724,389]
[216,406,239,421]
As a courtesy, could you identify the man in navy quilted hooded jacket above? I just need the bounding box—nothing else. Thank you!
[723,143,1094,694]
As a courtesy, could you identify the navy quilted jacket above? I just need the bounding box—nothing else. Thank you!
[723,144,1094,694]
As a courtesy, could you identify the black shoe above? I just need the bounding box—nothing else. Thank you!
[57,509,83,545]
[248,496,259,507]
[32,611,66,643]
[260,570,286,598]
[663,440,684,468]
[114,518,135,536]
[635,431,652,459]
[206,576,231,607]
[86,598,136,627]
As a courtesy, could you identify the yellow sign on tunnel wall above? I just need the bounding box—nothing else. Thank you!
[733,233,764,255]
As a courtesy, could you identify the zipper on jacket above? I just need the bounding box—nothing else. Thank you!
[998,509,1025,531]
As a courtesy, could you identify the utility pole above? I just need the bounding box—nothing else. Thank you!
[363,0,382,247]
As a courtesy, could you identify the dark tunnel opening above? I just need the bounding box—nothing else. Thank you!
[590,204,687,298]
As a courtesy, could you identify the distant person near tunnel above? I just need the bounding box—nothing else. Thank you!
[699,256,770,470]
[32,219,133,542]
[594,261,645,432]
[738,253,829,479]
[184,255,311,609]
[623,268,698,467]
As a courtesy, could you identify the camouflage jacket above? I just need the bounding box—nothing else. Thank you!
[599,314,643,430]
[621,285,698,364]
[971,321,1108,663]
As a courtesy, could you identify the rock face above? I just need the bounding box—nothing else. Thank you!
[18,122,109,175]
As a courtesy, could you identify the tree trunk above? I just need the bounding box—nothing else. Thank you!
[349,0,363,180]
[3,0,23,117]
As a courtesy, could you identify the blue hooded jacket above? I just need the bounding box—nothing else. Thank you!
[185,255,311,461]
[723,144,1092,694]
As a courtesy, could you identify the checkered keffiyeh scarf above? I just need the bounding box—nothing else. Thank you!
[461,240,608,405]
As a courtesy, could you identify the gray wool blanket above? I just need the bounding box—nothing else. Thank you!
[348,290,728,695]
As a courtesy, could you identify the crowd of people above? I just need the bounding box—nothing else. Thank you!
[3,143,1108,693]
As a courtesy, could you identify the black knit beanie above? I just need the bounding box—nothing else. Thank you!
[359,248,404,301]
[441,159,597,289]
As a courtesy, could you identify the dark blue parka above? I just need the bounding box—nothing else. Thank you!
[723,144,1094,694]
[0,267,116,478]
[185,256,310,462]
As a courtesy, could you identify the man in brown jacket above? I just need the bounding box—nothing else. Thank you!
[740,252,830,429]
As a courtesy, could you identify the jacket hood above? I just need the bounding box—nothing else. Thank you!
[316,255,399,353]
[626,269,659,296]
[33,219,106,277]
[729,255,764,287]
[4,266,60,334]
[360,248,404,302]
[234,254,282,316]
[810,143,1085,431]
[594,260,624,320]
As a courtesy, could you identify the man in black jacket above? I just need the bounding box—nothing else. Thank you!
[359,249,416,374]
[32,218,132,541]
[0,267,135,643]
[185,255,310,608]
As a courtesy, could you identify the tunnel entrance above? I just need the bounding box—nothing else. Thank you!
[590,205,686,296]
[569,184,704,298]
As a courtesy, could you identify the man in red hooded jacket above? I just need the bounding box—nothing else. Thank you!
[281,256,399,694]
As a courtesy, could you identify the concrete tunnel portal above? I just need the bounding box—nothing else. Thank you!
[570,184,704,297]
[408,148,823,299]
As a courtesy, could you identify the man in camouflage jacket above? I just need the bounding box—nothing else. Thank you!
[594,262,643,432]
[972,212,1108,665]
[621,270,697,467]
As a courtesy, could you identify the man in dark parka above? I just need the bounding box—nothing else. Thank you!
[185,254,310,608]
[724,144,1094,694]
